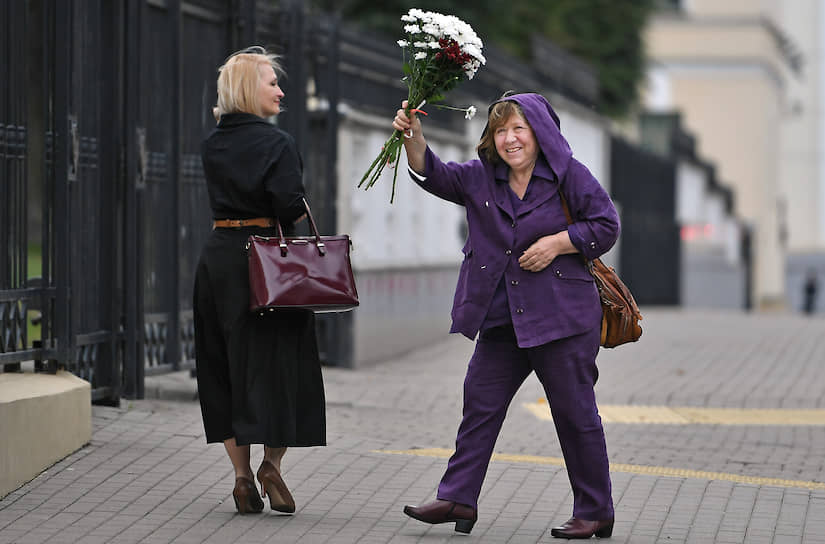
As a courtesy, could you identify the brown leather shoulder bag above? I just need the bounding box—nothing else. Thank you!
[558,189,642,348]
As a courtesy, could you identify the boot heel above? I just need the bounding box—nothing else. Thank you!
[454,519,475,534]
[595,521,614,538]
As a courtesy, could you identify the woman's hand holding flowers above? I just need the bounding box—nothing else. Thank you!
[392,100,426,174]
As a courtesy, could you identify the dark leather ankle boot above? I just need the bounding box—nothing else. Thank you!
[551,517,614,539]
[403,499,477,534]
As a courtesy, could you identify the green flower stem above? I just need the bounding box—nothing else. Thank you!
[357,130,402,190]
[357,98,427,203]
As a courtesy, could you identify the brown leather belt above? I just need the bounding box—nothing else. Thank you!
[212,217,276,229]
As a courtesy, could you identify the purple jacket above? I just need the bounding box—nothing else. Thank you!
[412,93,620,347]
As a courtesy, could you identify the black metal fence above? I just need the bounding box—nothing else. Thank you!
[1,0,374,400]
[0,0,273,401]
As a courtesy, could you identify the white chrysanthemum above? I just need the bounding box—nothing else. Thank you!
[463,44,486,64]
[428,41,440,49]
[404,24,421,34]
[407,8,426,20]
[414,51,428,60]
[397,40,409,48]
[413,41,429,49]
[421,23,439,36]
[464,60,482,79]
[401,14,416,23]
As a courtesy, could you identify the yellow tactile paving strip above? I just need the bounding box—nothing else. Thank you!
[376,448,825,491]
[523,400,825,425]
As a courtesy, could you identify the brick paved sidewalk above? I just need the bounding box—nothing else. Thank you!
[1,309,824,543]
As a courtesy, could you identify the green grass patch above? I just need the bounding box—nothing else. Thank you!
[28,244,42,280]
[27,244,43,347]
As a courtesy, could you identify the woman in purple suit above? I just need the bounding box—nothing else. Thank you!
[393,93,619,539]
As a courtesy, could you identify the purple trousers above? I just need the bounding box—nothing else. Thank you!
[437,325,613,520]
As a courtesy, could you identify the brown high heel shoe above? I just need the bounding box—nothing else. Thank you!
[257,460,295,513]
[403,499,478,534]
[232,476,264,514]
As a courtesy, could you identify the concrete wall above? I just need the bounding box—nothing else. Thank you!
[337,107,470,365]
[352,266,457,365]
[0,371,91,498]
[681,250,746,309]
[674,158,746,309]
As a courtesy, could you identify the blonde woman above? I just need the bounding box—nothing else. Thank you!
[194,46,325,515]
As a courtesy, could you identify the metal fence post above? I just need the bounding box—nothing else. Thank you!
[168,0,182,371]
[52,0,73,371]
[122,0,143,399]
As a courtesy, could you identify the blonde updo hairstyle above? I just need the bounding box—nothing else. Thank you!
[213,46,282,120]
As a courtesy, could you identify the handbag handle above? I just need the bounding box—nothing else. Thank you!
[277,197,326,256]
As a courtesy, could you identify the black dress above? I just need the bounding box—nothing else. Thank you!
[194,112,325,447]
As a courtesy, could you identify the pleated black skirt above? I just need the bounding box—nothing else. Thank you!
[193,226,326,447]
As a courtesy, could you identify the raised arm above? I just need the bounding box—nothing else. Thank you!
[392,100,427,175]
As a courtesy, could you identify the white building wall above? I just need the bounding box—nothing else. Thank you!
[337,108,472,366]
[676,161,706,225]
[676,160,746,309]
[338,108,467,270]
[779,0,824,252]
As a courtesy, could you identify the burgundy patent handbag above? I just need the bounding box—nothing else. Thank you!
[246,198,359,313]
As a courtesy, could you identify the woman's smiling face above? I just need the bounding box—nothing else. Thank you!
[257,63,284,117]
[493,112,538,172]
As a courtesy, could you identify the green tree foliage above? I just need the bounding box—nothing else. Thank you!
[308,0,654,118]
[535,0,655,118]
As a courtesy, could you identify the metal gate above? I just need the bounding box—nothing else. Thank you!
[1,0,312,401]
[2,1,130,403]
[122,0,244,398]
[610,136,681,305]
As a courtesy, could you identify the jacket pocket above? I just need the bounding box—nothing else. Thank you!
[549,255,594,283]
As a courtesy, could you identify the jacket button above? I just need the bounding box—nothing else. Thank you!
[511,222,516,228]
[590,241,596,249]
[555,270,562,277]
[511,280,519,286]
[505,249,512,255]
[516,308,524,314]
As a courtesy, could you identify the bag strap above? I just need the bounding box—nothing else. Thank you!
[557,186,574,226]
[557,188,593,271]
[276,197,327,256]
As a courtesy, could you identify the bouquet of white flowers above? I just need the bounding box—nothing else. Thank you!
[357,9,486,202]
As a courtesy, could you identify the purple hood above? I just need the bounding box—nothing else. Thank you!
[479,93,573,182]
